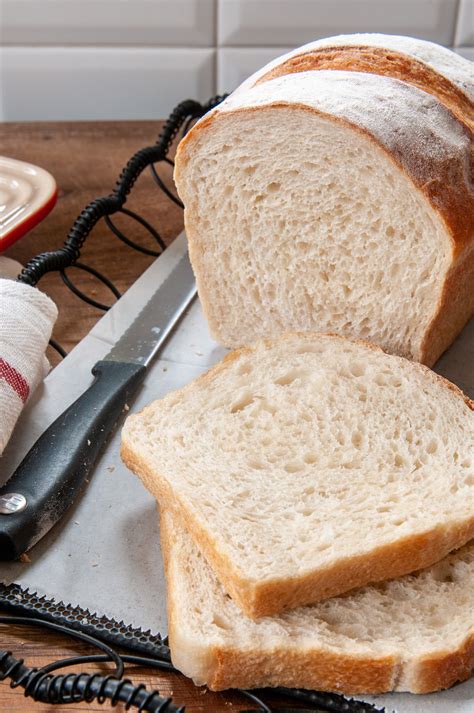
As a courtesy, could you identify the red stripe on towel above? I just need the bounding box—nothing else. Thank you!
[0,358,30,403]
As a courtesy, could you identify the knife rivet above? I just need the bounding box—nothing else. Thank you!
[0,493,27,515]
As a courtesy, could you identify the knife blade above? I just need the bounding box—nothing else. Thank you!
[0,251,197,560]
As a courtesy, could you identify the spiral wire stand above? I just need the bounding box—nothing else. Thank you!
[0,615,383,712]
[2,97,385,712]
[16,96,227,354]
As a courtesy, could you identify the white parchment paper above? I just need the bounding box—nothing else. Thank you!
[0,231,472,712]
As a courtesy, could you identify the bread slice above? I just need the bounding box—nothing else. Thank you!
[174,69,474,366]
[121,333,474,618]
[161,510,474,695]
[240,34,474,130]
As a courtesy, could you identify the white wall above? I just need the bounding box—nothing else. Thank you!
[0,0,472,121]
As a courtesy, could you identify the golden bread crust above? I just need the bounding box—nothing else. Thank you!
[205,640,474,693]
[208,645,396,693]
[406,635,474,694]
[420,246,474,366]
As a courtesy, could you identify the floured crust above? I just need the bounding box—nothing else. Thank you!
[236,34,474,106]
[121,332,474,618]
[160,512,474,694]
[254,45,474,131]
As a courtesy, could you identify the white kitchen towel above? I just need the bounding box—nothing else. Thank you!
[0,278,57,455]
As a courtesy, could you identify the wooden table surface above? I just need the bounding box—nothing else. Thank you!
[0,121,257,713]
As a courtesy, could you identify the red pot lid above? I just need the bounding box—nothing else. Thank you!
[0,156,57,252]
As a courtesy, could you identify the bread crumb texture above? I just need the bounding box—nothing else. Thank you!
[122,333,474,615]
[175,69,473,364]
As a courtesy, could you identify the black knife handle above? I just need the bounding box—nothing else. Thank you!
[0,360,146,561]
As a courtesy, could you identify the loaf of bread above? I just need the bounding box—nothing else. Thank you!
[121,333,474,618]
[174,37,474,366]
[161,510,474,694]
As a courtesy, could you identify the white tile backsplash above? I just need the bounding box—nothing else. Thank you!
[217,0,459,46]
[217,46,292,93]
[1,0,215,46]
[0,48,215,121]
[455,46,474,59]
[0,0,472,120]
[454,0,474,46]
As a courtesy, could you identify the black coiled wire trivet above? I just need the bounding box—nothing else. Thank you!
[0,615,384,712]
[17,97,222,289]
[2,97,385,713]
[16,95,227,356]
[0,615,181,712]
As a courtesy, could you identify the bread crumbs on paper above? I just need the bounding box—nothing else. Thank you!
[19,553,31,563]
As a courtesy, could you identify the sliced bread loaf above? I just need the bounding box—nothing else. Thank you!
[121,333,474,618]
[161,510,474,694]
[240,34,474,130]
[174,67,474,366]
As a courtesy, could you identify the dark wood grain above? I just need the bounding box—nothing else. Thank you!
[0,120,252,712]
[1,624,254,712]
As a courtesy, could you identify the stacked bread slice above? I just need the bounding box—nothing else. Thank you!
[174,34,474,366]
[121,333,474,695]
[161,511,474,695]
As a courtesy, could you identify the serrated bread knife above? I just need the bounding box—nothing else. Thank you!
[0,252,196,560]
